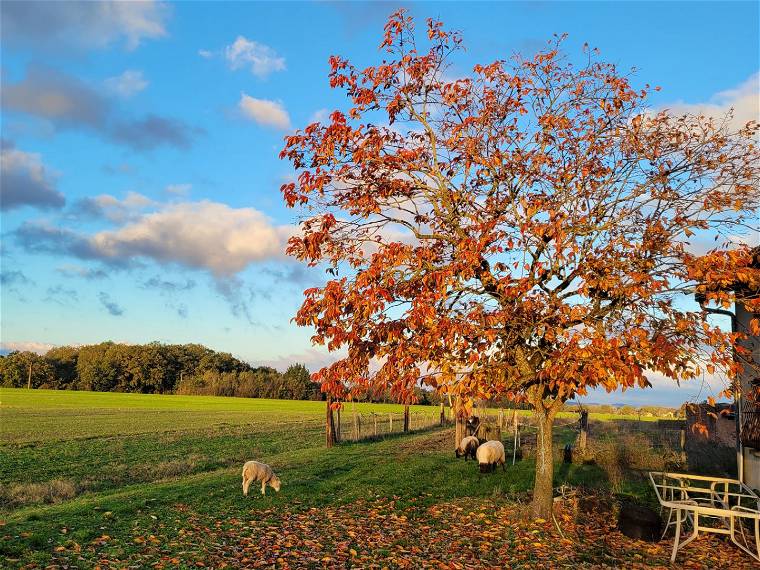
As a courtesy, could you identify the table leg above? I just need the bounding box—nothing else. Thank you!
[671,509,682,563]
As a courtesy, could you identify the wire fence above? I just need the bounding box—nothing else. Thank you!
[334,406,449,443]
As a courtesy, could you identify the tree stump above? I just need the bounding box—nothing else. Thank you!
[617,503,662,542]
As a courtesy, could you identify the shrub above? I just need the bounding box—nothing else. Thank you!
[587,434,667,493]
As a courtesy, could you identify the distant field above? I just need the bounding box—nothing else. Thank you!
[0,389,655,444]
[0,388,443,443]
[1,388,696,568]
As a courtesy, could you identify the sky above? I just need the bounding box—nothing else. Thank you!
[1,1,758,406]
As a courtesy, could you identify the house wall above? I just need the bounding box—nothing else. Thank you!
[737,302,760,486]
[744,449,760,492]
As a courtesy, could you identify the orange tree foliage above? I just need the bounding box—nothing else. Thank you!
[688,246,760,404]
[280,11,759,516]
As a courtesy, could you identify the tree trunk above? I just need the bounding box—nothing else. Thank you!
[403,405,410,432]
[326,396,336,448]
[532,409,556,518]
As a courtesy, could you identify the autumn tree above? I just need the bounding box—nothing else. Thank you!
[280,11,759,517]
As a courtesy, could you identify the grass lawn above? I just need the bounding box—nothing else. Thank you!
[0,388,748,568]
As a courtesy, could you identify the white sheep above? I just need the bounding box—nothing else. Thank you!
[476,440,506,473]
[242,461,281,496]
[455,436,480,461]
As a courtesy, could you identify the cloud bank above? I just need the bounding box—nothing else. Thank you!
[1,0,169,51]
[1,141,65,211]
[660,71,760,131]
[1,65,200,151]
[16,200,292,276]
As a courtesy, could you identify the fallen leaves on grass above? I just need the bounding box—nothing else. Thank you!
[40,497,754,569]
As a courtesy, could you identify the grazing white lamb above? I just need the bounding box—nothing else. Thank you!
[242,461,281,496]
[455,436,480,461]
[476,440,506,473]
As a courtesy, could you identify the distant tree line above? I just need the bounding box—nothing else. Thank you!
[563,403,680,418]
[0,342,322,401]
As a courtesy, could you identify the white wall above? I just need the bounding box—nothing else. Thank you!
[744,448,760,492]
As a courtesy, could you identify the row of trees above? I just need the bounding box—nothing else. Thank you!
[175,365,321,400]
[0,342,321,401]
[570,404,679,418]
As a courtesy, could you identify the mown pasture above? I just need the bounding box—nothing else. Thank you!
[1,388,750,568]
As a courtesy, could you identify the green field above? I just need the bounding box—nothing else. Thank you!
[1,388,745,568]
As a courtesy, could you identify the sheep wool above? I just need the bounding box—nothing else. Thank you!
[476,440,506,473]
[455,436,480,460]
[242,461,282,496]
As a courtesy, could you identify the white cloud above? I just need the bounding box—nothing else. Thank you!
[309,108,330,123]
[238,93,291,130]
[73,191,155,223]
[224,36,285,78]
[198,49,214,59]
[88,200,292,275]
[1,0,169,51]
[660,71,759,131]
[104,70,148,98]
[0,341,57,355]
[166,183,192,196]
[257,348,344,373]
[1,143,64,211]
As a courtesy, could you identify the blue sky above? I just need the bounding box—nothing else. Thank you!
[1,1,758,406]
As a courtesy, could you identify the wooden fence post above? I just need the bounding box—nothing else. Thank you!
[389,413,393,433]
[403,405,410,433]
[440,402,445,426]
[336,407,341,443]
[374,414,378,438]
[352,402,358,442]
[498,408,505,429]
[579,410,589,451]
[512,413,519,465]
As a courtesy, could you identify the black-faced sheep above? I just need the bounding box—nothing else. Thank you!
[455,435,480,461]
[476,440,506,473]
[242,461,281,496]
